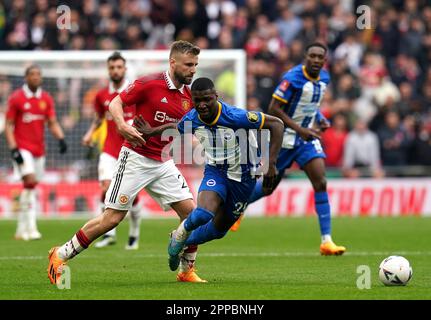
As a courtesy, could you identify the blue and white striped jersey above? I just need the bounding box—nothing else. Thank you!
[272,64,330,149]
[177,100,265,182]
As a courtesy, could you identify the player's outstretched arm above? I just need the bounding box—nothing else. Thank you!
[268,98,321,141]
[133,114,178,138]
[260,114,284,192]
[109,95,146,147]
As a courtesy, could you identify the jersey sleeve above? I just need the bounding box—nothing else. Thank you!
[94,92,105,118]
[177,112,194,134]
[6,95,18,121]
[119,80,147,106]
[46,94,56,119]
[228,108,265,130]
[272,73,295,104]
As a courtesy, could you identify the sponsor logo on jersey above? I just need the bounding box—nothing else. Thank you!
[154,111,179,123]
[119,194,129,205]
[22,112,45,123]
[247,112,259,123]
[206,179,216,187]
[181,99,191,111]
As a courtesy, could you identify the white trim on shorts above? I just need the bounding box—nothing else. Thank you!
[105,146,193,211]
[12,149,45,182]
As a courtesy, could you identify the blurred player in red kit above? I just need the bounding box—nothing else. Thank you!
[5,65,67,240]
[48,41,206,284]
[82,52,142,250]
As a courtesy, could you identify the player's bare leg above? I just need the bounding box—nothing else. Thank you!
[47,208,127,284]
[15,174,40,241]
[170,199,206,283]
[94,180,117,248]
[303,158,346,256]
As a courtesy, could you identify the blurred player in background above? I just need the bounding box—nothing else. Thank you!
[245,42,346,256]
[133,77,284,272]
[82,52,142,250]
[5,65,67,240]
[48,40,206,284]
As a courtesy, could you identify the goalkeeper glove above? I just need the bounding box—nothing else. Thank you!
[11,148,24,165]
[58,139,68,154]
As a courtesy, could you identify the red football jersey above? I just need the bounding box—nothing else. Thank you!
[119,72,193,161]
[6,85,56,157]
[94,81,135,158]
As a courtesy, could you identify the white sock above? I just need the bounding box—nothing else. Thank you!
[19,188,37,233]
[58,233,87,261]
[321,234,332,244]
[176,220,191,242]
[128,203,142,238]
[179,248,197,273]
[26,189,37,232]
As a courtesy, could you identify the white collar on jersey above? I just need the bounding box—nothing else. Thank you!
[164,71,185,94]
[22,84,42,99]
[108,79,130,94]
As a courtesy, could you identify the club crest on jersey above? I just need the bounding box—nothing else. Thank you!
[119,194,129,205]
[247,112,259,123]
[39,101,47,110]
[181,99,191,111]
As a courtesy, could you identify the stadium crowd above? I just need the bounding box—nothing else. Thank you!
[0,0,431,178]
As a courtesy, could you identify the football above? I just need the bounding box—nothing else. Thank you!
[379,256,413,286]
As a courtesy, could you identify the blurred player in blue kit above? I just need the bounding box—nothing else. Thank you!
[134,77,285,271]
[242,42,346,256]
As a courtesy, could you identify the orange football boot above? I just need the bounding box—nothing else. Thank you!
[230,214,244,232]
[177,268,207,283]
[47,247,67,284]
[320,241,346,256]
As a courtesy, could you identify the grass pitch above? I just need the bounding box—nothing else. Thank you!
[0,216,430,300]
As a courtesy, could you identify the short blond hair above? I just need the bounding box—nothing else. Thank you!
[169,40,200,58]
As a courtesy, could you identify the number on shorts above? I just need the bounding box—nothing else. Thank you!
[312,139,323,153]
[233,202,248,216]
[177,174,188,189]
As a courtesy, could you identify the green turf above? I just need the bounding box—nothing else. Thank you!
[0,217,430,300]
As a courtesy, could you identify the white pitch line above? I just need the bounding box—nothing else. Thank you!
[1,251,430,261]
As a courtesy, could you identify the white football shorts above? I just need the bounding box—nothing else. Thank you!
[12,148,45,182]
[98,152,117,181]
[105,146,193,211]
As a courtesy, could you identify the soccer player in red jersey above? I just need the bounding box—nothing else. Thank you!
[5,65,67,241]
[48,41,206,283]
[82,52,142,250]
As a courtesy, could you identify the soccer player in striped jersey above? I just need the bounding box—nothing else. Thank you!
[82,52,142,250]
[246,42,346,255]
[133,77,285,271]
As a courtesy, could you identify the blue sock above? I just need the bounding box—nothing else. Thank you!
[184,207,214,232]
[185,220,227,246]
[314,192,331,236]
[248,179,265,203]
